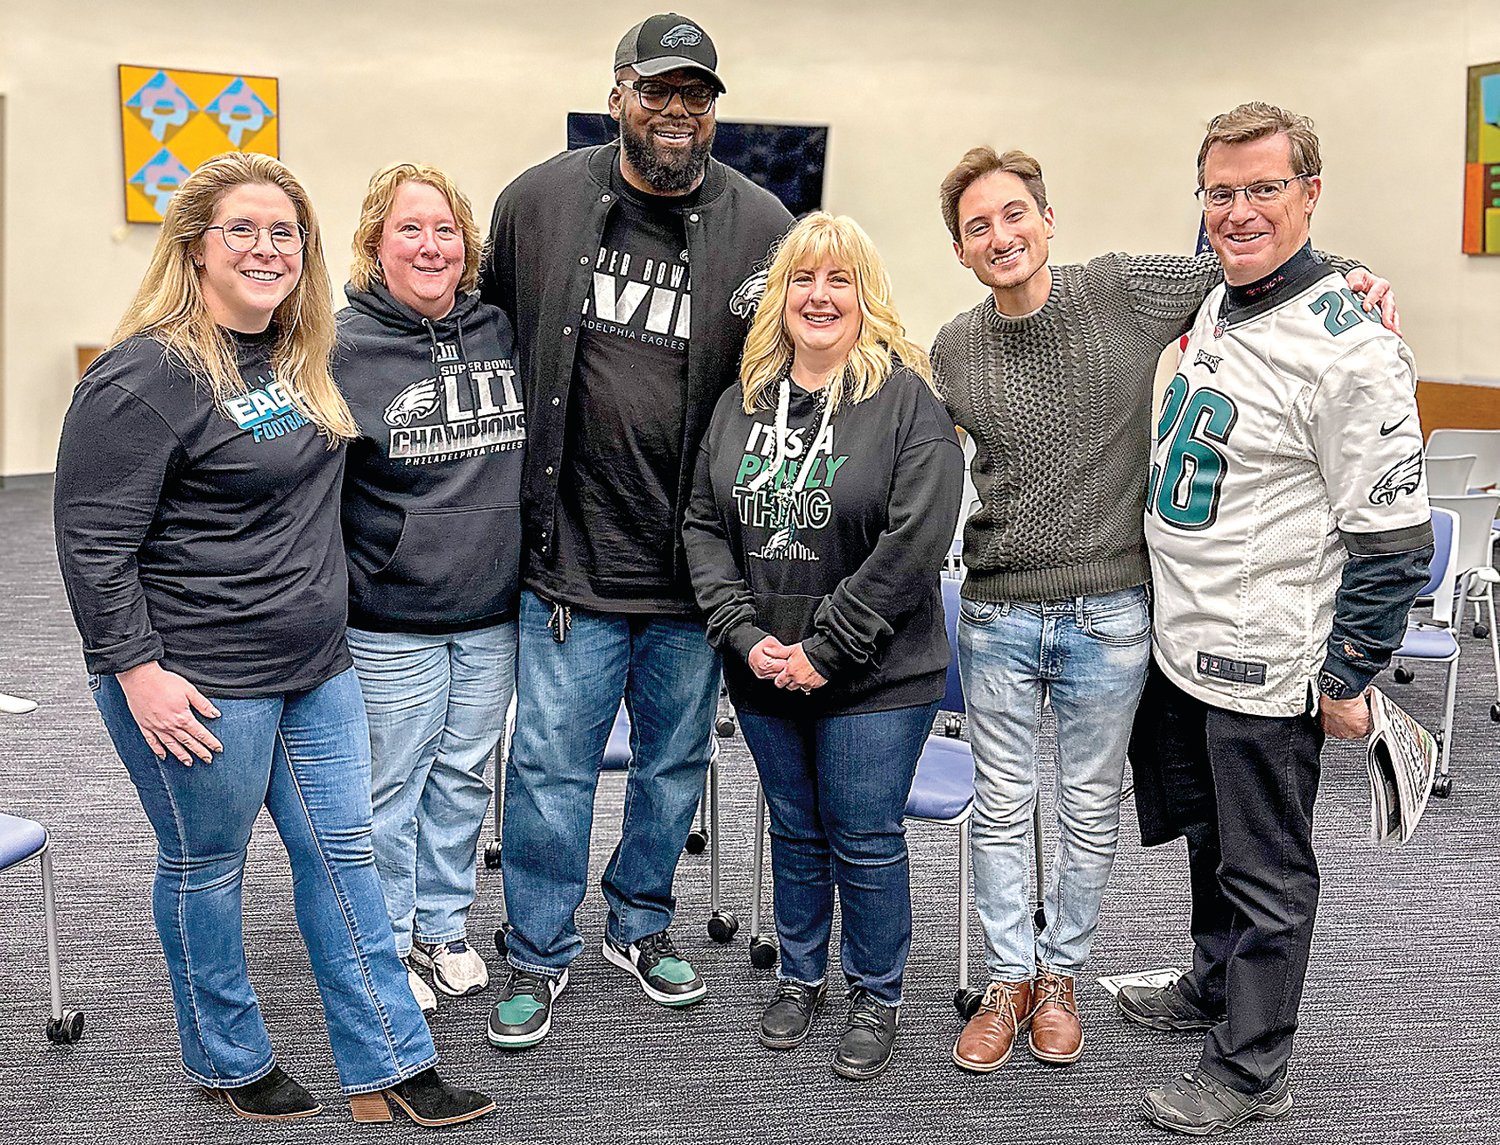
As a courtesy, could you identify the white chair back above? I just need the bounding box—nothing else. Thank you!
[1430,494,1500,582]
[1426,429,1500,490]
[1424,454,1476,497]
[1427,507,1461,627]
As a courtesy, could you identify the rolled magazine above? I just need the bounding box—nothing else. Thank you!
[1365,686,1438,846]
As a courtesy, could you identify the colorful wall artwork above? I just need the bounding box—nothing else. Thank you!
[119,65,279,224]
[1464,60,1500,255]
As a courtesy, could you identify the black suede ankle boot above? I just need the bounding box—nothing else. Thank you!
[210,1064,321,1121]
[349,1067,495,1127]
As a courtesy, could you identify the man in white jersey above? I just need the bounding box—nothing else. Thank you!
[1124,102,1432,1136]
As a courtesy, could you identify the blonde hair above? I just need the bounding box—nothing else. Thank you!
[739,212,933,415]
[1197,102,1322,187]
[113,151,354,442]
[349,162,482,295]
[939,147,1048,243]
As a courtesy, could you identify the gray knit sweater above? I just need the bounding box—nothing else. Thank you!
[932,251,1223,603]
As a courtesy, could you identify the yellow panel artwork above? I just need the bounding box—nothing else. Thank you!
[119,64,279,224]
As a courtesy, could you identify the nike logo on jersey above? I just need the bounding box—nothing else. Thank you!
[1379,415,1409,436]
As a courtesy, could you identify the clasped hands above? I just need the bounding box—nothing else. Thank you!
[748,635,828,693]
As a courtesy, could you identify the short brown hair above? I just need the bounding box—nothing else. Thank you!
[939,147,1048,242]
[1196,102,1322,188]
[349,162,483,294]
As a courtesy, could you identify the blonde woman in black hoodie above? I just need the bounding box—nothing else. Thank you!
[684,212,963,1080]
[338,163,524,1014]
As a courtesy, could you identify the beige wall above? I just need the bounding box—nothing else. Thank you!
[3,0,1499,475]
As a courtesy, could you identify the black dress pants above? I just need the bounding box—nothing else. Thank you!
[1136,661,1325,1095]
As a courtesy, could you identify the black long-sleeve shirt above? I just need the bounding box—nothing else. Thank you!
[683,365,964,716]
[54,332,350,697]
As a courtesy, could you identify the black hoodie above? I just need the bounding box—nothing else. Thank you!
[337,282,525,634]
[684,366,963,716]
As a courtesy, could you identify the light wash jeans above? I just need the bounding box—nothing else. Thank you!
[93,667,437,1094]
[346,622,517,954]
[957,586,1150,981]
[501,592,720,974]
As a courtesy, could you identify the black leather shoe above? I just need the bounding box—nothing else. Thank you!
[350,1068,496,1127]
[209,1065,321,1121]
[759,980,827,1049]
[832,992,898,1080]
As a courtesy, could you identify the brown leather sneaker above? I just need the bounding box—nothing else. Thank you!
[952,979,1033,1072]
[1028,970,1083,1064]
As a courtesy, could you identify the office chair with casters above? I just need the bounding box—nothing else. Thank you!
[1,813,85,1045]
[1390,508,1462,797]
[1429,494,1500,720]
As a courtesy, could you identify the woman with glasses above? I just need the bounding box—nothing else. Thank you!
[54,152,493,1128]
[683,212,963,1079]
[337,162,523,1013]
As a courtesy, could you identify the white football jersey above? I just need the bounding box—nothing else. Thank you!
[1145,269,1428,716]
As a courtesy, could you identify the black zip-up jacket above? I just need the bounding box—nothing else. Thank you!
[337,282,526,634]
[684,368,965,715]
[479,141,792,608]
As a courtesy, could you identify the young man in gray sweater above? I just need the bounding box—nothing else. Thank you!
[930,146,1393,1076]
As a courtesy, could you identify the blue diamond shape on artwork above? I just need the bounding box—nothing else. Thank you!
[125,70,198,143]
[129,149,193,217]
[206,78,274,148]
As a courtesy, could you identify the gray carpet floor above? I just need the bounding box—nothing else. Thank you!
[2,475,1497,1143]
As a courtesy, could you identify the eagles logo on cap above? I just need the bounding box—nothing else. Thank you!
[661,23,702,48]
[614,12,725,93]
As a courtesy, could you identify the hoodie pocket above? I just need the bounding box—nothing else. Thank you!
[371,504,522,621]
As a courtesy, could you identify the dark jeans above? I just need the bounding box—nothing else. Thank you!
[1147,666,1325,1095]
[738,701,938,1006]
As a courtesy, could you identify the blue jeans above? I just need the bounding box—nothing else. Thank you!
[92,667,437,1094]
[958,587,1150,980]
[737,702,939,1006]
[347,623,517,954]
[502,591,720,973]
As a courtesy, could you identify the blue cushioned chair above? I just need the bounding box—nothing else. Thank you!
[1390,507,1461,797]
[1,812,84,1044]
[745,577,1039,1017]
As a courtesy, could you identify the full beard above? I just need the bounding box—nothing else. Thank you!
[620,119,715,194]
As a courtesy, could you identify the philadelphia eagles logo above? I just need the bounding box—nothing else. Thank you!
[384,379,440,427]
[661,23,702,47]
[1369,450,1423,506]
[730,267,770,319]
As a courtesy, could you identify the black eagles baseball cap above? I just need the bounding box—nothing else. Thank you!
[614,13,725,93]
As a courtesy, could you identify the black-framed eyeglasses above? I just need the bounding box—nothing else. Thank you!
[1194,175,1312,211]
[618,78,717,116]
[204,218,308,255]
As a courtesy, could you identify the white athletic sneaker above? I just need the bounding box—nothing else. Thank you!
[412,938,490,997]
[403,958,438,1015]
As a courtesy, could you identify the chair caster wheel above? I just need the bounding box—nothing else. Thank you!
[45,1010,84,1045]
[707,910,739,943]
[714,715,736,738]
[494,926,509,957]
[1475,624,1489,639]
[942,714,963,737]
[954,987,984,1020]
[483,840,502,870]
[1393,666,1414,684]
[749,937,778,969]
[1490,702,1500,723]
[1432,774,1453,798]
[685,830,708,855]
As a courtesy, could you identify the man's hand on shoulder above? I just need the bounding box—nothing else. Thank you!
[1342,268,1401,337]
[1320,691,1372,739]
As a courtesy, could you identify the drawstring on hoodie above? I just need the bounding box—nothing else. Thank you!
[747,374,836,519]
